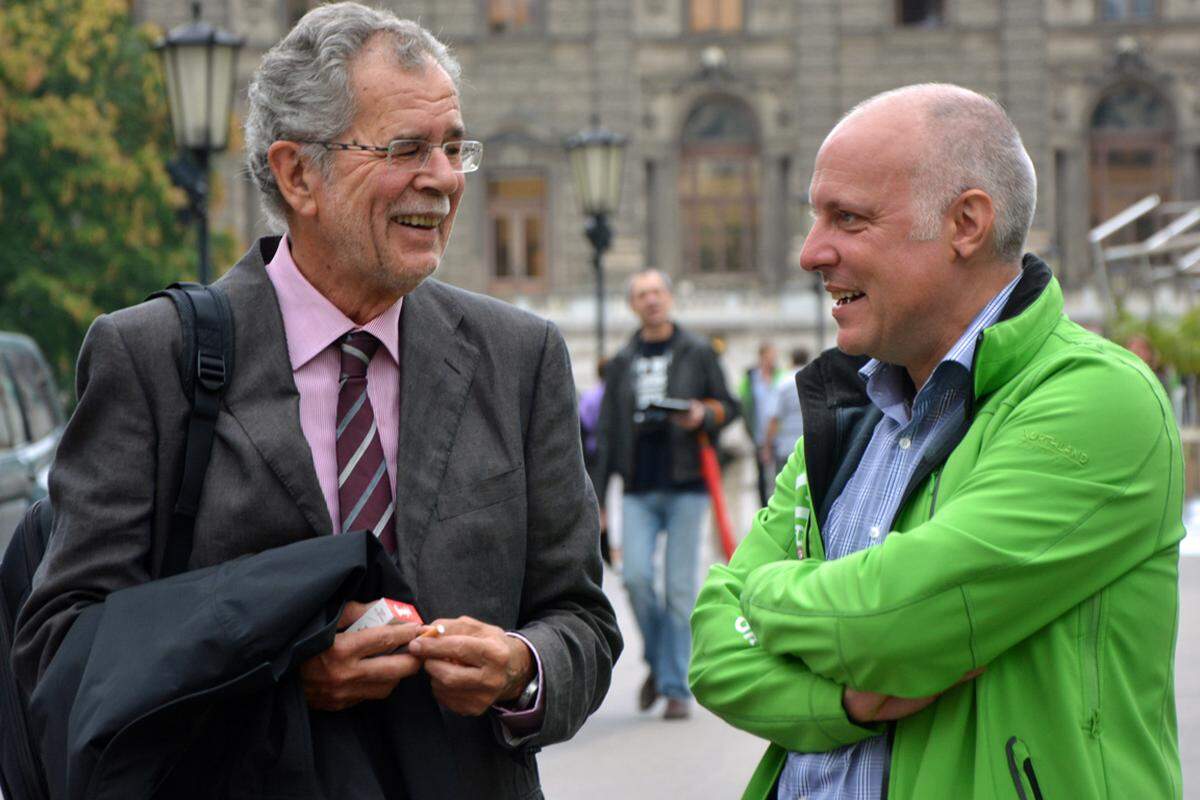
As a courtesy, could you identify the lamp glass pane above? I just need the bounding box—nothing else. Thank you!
[206,44,237,150]
[568,148,592,214]
[161,48,188,149]
[583,146,609,214]
[568,147,592,214]
[173,42,214,148]
[605,144,625,214]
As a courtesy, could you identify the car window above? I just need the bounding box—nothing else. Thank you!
[0,368,15,450]
[6,349,59,441]
[0,356,26,446]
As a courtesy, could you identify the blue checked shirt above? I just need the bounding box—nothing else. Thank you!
[777,273,1021,800]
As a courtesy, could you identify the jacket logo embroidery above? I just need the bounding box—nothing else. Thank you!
[734,615,758,646]
[1021,429,1089,466]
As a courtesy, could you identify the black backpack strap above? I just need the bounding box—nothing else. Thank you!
[147,282,234,578]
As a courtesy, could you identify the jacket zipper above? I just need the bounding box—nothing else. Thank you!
[928,469,943,516]
[1080,592,1103,738]
[1005,736,1045,800]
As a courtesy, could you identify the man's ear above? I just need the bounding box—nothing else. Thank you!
[948,189,996,261]
[267,141,320,219]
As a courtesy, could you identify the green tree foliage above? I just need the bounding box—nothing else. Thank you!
[1162,306,1200,377]
[0,0,203,388]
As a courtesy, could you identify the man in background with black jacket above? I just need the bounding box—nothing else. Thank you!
[594,268,738,720]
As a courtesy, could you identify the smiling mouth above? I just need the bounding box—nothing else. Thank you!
[831,290,865,306]
[392,214,441,230]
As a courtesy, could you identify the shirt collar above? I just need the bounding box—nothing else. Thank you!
[264,236,403,371]
[859,271,1023,423]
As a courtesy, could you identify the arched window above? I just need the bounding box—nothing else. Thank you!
[679,97,760,274]
[1089,84,1175,239]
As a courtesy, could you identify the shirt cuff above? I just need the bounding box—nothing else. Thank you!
[492,632,544,741]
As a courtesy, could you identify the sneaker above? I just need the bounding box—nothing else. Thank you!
[663,698,691,720]
[638,672,659,711]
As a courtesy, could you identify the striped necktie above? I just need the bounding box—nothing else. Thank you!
[335,331,396,553]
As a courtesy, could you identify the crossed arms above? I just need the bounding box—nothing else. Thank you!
[689,355,1181,749]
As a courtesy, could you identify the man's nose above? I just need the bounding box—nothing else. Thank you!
[799,222,836,274]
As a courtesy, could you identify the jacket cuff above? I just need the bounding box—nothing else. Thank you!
[491,632,544,745]
[808,676,885,747]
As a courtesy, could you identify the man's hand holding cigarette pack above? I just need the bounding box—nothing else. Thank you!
[344,598,445,652]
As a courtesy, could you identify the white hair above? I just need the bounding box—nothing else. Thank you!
[244,2,461,231]
[842,83,1037,262]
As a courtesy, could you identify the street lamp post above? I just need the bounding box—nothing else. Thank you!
[566,122,627,360]
[157,2,243,285]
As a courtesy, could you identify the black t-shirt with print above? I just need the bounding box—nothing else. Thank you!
[627,330,704,494]
[629,333,673,492]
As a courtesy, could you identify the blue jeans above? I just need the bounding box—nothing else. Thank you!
[622,490,708,699]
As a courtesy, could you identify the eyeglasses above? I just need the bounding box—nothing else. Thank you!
[299,139,484,173]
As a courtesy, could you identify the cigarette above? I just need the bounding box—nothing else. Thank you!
[397,624,444,655]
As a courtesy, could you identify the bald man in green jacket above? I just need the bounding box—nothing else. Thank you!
[691,83,1183,800]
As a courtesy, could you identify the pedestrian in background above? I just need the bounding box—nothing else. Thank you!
[738,342,784,506]
[594,268,738,720]
[762,347,809,477]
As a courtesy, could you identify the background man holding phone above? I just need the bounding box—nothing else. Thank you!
[594,268,738,720]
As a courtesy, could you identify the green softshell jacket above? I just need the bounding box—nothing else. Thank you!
[690,257,1184,799]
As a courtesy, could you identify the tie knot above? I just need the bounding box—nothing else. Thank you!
[339,331,381,379]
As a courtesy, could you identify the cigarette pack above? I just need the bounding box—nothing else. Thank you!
[345,598,424,633]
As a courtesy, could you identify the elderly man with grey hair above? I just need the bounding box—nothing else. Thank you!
[690,83,1183,798]
[14,3,619,796]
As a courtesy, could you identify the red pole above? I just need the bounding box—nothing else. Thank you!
[697,431,736,561]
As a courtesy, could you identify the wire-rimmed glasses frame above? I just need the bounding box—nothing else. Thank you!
[299,138,483,173]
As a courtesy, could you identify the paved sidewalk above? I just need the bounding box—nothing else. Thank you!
[538,562,764,799]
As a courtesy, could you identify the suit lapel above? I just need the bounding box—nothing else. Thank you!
[393,281,479,580]
[217,240,333,538]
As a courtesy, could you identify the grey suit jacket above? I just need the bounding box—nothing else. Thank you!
[14,237,620,796]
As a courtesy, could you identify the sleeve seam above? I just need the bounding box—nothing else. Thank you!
[960,585,979,668]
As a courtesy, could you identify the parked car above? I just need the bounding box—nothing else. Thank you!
[0,333,64,553]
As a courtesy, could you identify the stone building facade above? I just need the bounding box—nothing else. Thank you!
[137,0,1200,377]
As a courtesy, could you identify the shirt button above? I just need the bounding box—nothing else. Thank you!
[898,436,912,450]
[870,526,881,540]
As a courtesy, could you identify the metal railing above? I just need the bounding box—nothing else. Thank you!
[1089,195,1200,322]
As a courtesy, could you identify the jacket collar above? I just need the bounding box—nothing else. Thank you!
[796,253,1060,529]
[798,253,1059,415]
[390,278,479,586]
[972,254,1060,401]
[215,237,334,539]
[618,321,701,358]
